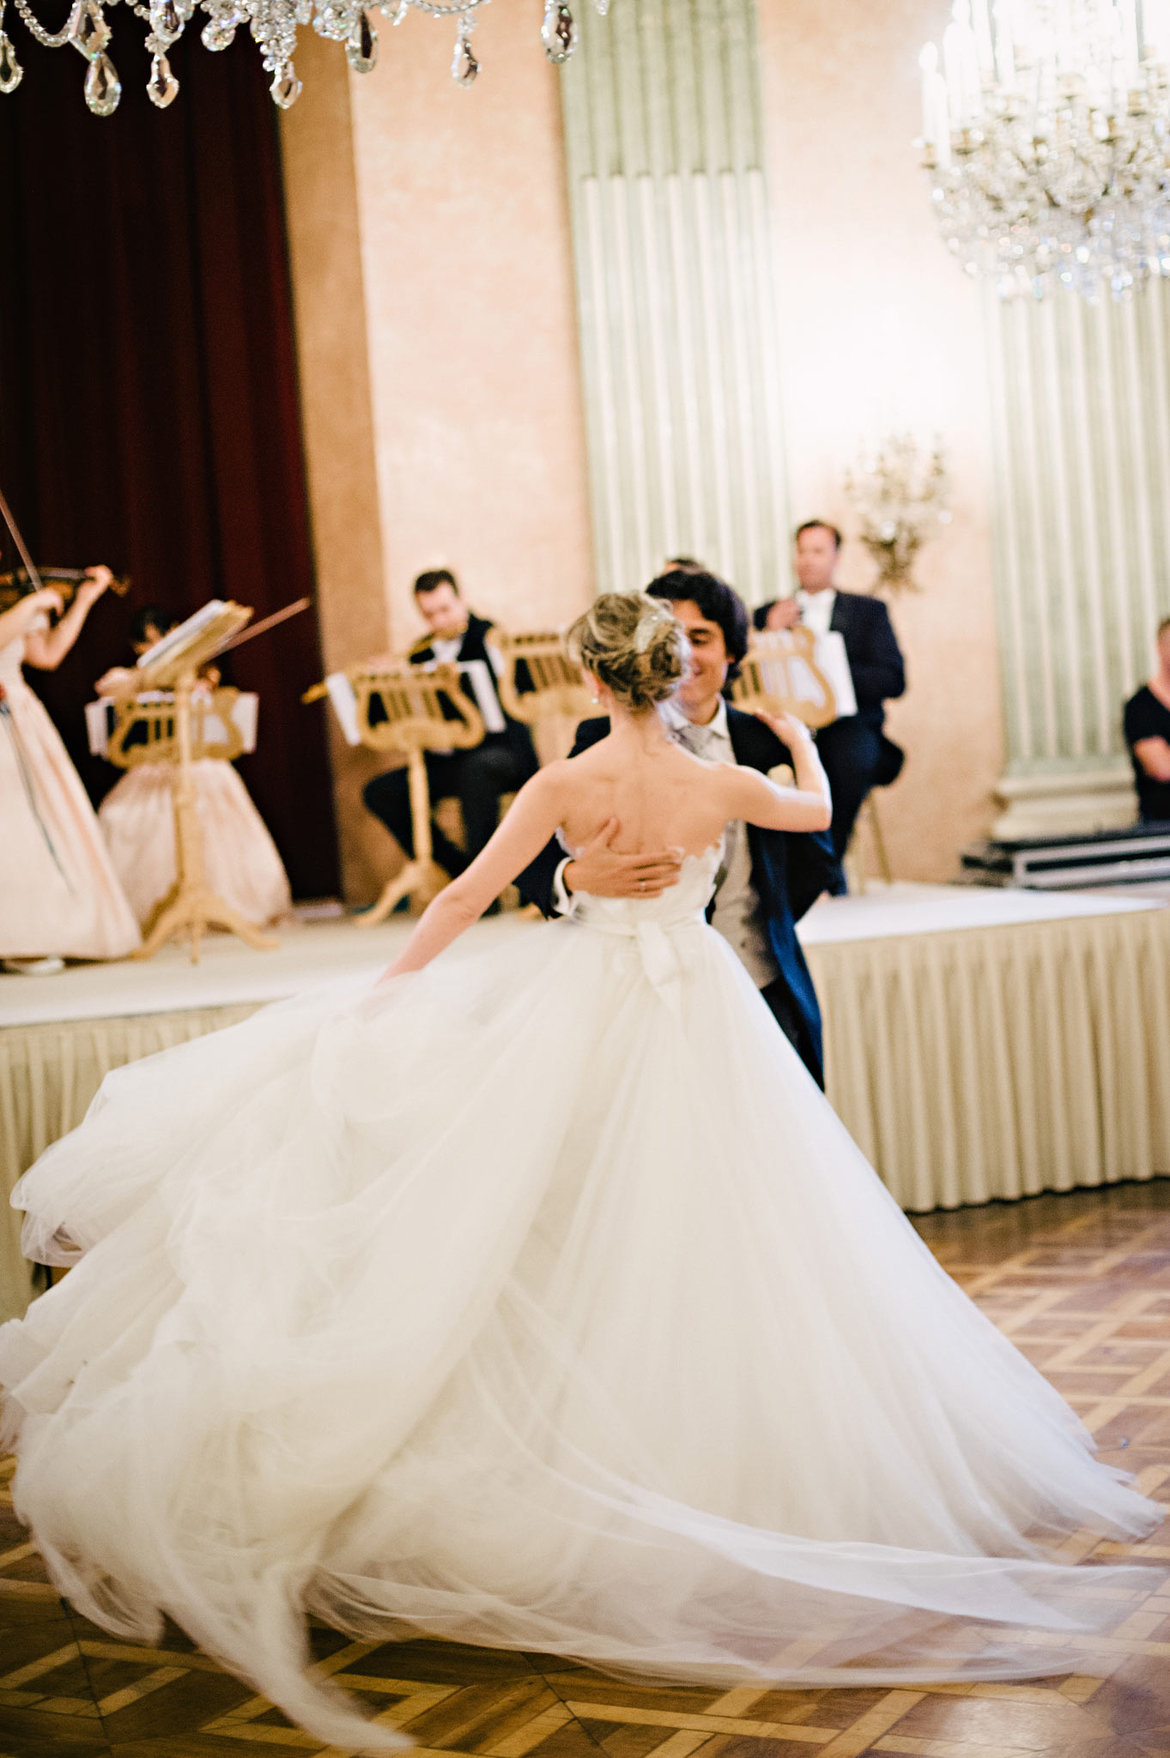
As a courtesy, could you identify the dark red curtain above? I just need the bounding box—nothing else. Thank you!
[0,23,339,899]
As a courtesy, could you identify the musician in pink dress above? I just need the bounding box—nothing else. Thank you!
[0,568,140,971]
[95,607,292,930]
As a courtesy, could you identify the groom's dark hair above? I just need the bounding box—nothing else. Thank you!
[646,567,750,681]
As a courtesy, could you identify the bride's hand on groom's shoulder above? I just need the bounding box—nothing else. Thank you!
[564,818,684,899]
[753,708,814,750]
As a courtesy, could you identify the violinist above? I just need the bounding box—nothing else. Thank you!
[95,607,291,931]
[0,566,140,973]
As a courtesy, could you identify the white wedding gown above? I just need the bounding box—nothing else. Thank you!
[0,849,1162,1751]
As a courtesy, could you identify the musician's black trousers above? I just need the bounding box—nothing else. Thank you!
[363,739,537,878]
[813,717,883,890]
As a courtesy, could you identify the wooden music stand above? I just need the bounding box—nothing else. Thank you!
[115,602,279,963]
[730,627,837,728]
[107,686,250,771]
[339,662,486,928]
[492,630,593,725]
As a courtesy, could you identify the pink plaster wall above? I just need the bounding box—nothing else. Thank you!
[347,0,596,650]
[758,0,1006,880]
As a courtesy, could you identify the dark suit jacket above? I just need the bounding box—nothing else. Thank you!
[752,592,906,726]
[514,707,835,1085]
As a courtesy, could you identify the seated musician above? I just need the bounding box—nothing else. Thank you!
[95,607,291,929]
[362,569,538,882]
[1123,616,1170,824]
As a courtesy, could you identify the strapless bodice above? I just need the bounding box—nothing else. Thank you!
[568,845,720,935]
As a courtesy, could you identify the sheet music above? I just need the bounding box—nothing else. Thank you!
[458,659,506,735]
[324,673,363,746]
[85,698,113,757]
[815,632,857,720]
[135,601,230,672]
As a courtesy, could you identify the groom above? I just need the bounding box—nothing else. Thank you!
[517,568,836,1087]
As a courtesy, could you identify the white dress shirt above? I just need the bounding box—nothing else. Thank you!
[795,587,836,637]
[554,699,780,991]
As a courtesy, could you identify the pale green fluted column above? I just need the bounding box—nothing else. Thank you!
[559,0,788,604]
[985,283,1170,834]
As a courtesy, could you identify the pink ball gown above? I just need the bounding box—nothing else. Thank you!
[98,756,291,929]
[0,634,139,960]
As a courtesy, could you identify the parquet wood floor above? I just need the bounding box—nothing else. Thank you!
[2,1180,1168,1758]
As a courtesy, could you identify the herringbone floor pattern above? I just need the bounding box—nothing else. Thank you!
[2,1180,1169,1758]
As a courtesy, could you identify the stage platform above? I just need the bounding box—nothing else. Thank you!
[3,883,1169,1321]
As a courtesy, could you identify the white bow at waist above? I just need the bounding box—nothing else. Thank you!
[577,914,705,1009]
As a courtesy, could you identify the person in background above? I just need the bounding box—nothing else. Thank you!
[362,569,538,885]
[1123,616,1170,823]
[0,567,140,972]
[95,607,291,929]
[126,603,222,683]
[517,568,836,1086]
[754,521,906,890]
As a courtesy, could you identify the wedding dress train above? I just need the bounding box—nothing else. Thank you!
[0,851,1161,1750]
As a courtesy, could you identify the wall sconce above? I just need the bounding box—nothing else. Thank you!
[844,434,951,593]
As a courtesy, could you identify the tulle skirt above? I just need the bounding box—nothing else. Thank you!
[0,896,1162,1750]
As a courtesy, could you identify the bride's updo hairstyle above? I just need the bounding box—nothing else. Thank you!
[566,592,685,713]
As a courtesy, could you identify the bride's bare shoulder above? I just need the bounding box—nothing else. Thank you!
[562,736,618,774]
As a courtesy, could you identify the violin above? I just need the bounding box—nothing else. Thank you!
[0,565,132,611]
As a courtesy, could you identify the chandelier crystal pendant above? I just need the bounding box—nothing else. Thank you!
[918,0,1170,300]
[0,0,607,114]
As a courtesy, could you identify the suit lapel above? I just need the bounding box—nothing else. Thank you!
[725,705,772,774]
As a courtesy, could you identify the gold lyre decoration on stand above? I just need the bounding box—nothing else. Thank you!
[115,602,279,963]
[492,630,593,726]
[730,628,837,728]
[733,627,892,889]
[304,661,485,929]
[107,686,249,772]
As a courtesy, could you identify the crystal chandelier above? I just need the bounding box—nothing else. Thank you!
[843,436,951,594]
[0,0,601,115]
[918,0,1170,299]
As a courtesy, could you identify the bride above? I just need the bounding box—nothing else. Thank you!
[0,592,1162,1753]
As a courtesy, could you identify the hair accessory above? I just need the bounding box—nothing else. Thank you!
[632,610,661,654]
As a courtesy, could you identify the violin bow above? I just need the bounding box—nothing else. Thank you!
[0,486,45,598]
[216,597,312,654]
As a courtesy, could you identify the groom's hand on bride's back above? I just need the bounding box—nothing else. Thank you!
[564,818,684,899]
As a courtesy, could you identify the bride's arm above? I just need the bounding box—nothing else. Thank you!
[378,764,569,980]
[717,713,832,833]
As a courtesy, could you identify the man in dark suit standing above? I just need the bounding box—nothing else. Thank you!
[517,569,836,1088]
[363,570,538,880]
[754,521,905,891]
